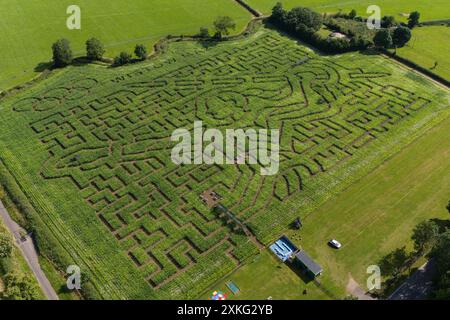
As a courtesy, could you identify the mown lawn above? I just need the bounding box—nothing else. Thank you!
[0,0,251,91]
[395,26,450,81]
[246,0,450,20]
[216,116,450,299]
[200,250,331,300]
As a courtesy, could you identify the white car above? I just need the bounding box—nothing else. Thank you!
[328,239,342,249]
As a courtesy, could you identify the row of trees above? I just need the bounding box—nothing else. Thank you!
[271,4,359,53]
[379,202,450,299]
[52,38,149,67]
[270,3,415,53]
[52,15,238,68]
[373,26,412,50]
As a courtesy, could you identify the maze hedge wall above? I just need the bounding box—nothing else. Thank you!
[0,28,448,299]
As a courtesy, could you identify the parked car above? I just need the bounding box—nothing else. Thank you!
[328,239,342,249]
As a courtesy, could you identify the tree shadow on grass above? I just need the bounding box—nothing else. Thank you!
[34,61,53,72]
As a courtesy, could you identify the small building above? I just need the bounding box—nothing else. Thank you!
[294,250,323,279]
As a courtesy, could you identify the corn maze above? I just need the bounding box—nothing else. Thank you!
[3,29,447,298]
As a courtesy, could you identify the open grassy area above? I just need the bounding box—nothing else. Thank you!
[395,25,450,81]
[246,0,450,20]
[208,114,450,299]
[0,25,448,299]
[200,250,331,299]
[0,0,251,91]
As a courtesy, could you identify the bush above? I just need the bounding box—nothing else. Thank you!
[52,39,73,67]
[0,232,13,258]
[198,27,210,38]
[114,52,132,66]
[1,272,40,300]
[86,38,105,61]
[134,44,148,60]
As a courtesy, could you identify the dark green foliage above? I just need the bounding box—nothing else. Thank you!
[447,200,450,213]
[408,11,421,29]
[134,44,148,60]
[199,27,210,38]
[51,39,73,67]
[381,16,397,28]
[213,16,236,38]
[285,7,323,33]
[1,271,40,300]
[392,26,412,48]
[411,220,439,253]
[271,2,286,23]
[373,29,393,48]
[348,9,357,19]
[379,246,410,278]
[86,38,105,61]
[0,232,12,258]
[114,51,132,66]
[429,230,450,299]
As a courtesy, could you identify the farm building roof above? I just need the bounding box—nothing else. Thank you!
[295,251,323,276]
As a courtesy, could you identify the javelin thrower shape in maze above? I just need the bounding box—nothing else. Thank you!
[12,33,431,290]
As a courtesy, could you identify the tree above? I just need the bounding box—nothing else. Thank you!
[379,247,410,278]
[86,38,105,61]
[285,7,323,33]
[429,231,450,299]
[408,11,420,28]
[411,220,439,253]
[134,44,148,60]
[348,9,357,19]
[373,29,392,49]
[199,27,210,38]
[113,52,132,66]
[1,272,40,300]
[392,26,412,48]
[381,15,396,28]
[213,16,236,39]
[271,2,286,24]
[0,232,13,258]
[52,38,73,67]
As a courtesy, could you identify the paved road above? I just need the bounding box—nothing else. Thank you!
[388,259,437,300]
[0,200,59,300]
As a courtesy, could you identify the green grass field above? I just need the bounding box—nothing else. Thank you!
[0,0,251,91]
[214,116,449,299]
[396,26,450,81]
[246,0,450,20]
[0,24,448,299]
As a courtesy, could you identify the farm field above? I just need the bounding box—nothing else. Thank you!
[0,0,251,92]
[246,0,450,20]
[395,26,450,81]
[214,115,449,299]
[0,25,448,299]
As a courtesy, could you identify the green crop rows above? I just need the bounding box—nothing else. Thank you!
[0,27,448,299]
